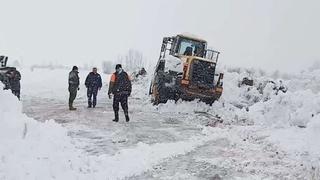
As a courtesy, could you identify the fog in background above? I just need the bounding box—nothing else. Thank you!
[0,0,319,73]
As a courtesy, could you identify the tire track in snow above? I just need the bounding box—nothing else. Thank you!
[85,134,215,180]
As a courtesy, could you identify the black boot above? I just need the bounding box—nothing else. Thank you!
[93,99,96,108]
[124,111,130,122]
[125,115,130,122]
[69,103,77,111]
[113,112,119,122]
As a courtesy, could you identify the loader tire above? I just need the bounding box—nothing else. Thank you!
[205,98,216,106]
[153,75,168,105]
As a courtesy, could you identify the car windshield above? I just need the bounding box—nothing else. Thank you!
[177,38,205,57]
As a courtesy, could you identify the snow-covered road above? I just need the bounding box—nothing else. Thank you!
[23,94,205,156]
[19,68,319,179]
[22,95,311,179]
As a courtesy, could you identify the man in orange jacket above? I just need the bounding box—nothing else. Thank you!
[108,64,132,122]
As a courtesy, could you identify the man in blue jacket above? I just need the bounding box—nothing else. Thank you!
[85,67,102,108]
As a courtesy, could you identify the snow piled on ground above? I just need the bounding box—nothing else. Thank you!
[228,68,320,176]
[3,65,320,179]
[139,66,320,141]
[0,85,88,179]
[224,67,320,167]
[132,66,320,178]
[0,83,217,179]
[228,68,320,162]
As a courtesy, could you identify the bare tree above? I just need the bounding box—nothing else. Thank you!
[116,49,146,72]
[102,61,114,74]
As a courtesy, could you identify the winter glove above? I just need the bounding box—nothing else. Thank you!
[108,94,112,99]
[78,87,80,91]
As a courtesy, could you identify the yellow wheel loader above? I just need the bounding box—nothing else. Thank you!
[149,34,224,105]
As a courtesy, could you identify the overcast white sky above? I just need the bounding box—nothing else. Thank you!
[0,0,319,72]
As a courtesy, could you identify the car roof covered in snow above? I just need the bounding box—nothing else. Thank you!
[177,33,207,43]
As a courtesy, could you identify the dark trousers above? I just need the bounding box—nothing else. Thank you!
[113,94,129,115]
[68,88,77,107]
[87,87,98,107]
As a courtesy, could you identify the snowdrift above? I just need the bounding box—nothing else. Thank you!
[225,67,320,166]
[215,66,320,129]
[132,66,320,171]
[134,66,320,128]
[0,86,90,179]
[2,65,320,179]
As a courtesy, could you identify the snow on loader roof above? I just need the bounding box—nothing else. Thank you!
[178,33,207,42]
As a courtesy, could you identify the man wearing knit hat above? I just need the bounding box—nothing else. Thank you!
[108,64,132,122]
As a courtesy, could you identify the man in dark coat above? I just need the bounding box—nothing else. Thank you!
[68,66,80,110]
[108,64,132,122]
[6,69,21,100]
[85,67,102,108]
[135,67,147,78]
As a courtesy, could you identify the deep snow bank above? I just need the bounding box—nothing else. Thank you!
[132,66,320,172]
[214,67,320,162]
[217,67,320,128]
[0,86,90,179]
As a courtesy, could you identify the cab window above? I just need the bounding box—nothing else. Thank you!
[177,38,205,57]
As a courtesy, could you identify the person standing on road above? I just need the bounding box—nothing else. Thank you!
[108,64,132,122]
[85,67,102,108]
[68,66,80,110]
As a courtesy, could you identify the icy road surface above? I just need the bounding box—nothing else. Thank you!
[21,69,319,179]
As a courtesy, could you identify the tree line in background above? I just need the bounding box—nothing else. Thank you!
[102,49,147,74]
[11,49,149,73]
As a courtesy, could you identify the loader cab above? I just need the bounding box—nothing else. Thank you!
[170,35,207,58]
